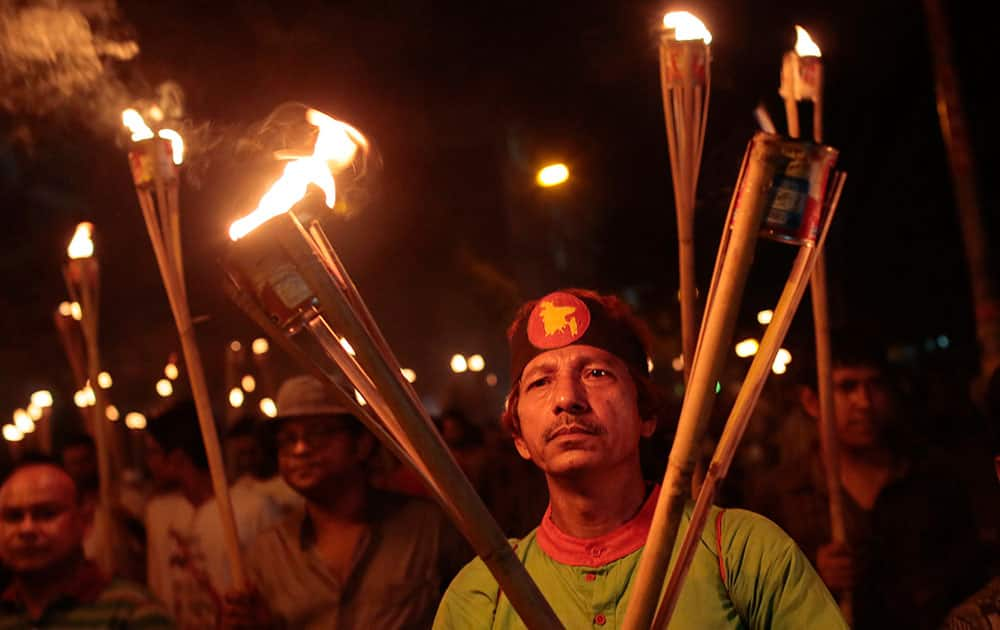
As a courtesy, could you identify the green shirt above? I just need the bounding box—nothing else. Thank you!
[434,490,847,629]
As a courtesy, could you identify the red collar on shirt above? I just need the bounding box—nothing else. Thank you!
[2,558,109,610]
[536,484,660,568]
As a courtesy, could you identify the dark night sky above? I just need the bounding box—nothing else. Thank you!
[1,1,996,429]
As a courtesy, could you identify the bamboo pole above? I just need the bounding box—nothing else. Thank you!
[227,212,561,629]
[128,140,247,588]
[62,257,115,575]
[652,173,846,629]
[270,213,561,629]
[923,0,1000,383]
[782,39,853,619]
[624,134,779,630]
[659,32,711,384]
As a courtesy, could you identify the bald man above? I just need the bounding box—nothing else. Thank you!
[0,457,173,628]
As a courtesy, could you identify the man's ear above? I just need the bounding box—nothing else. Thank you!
[511,432,533,461]
[799,385,820,420]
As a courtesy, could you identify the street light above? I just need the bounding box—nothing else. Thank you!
[536,163,569,188]
[450,354,468,373]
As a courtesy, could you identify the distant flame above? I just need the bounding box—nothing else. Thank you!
[122,109,154,141]
[662,11,712,45]
[228,109,368,241]
[67,222,94,259]
[794,25,821,57]
[122,109,184,165]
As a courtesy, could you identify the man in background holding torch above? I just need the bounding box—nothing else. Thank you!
[434,289,846,628]
[221,374,470,630]
[752,333,984,629]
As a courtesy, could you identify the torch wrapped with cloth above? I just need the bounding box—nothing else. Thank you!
[624,130,846,629]
[658,11,712,383]
[780,25,852,620]
[224,104,561,629]
[121,107,249,587]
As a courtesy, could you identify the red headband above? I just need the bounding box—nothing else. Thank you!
[508,291,650,382]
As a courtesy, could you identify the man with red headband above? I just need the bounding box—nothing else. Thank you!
[434,289,846,629]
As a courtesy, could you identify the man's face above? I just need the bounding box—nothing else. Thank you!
[0,465,83,573]
[513,345,655,478]
[60,444,97,489]
[276,415,371,494]
[830,365,893,448]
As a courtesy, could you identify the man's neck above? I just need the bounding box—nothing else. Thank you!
[179,467,215,507]
[12,553,86,620]
[545,464,648,539]
[306,472,369,527]
[839,443,893,470]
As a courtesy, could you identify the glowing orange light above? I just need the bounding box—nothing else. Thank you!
[536,163,569,187]
[662,11,712,44]
[67,222,94,259]
[794,25,821,57]
[228,109,368,241]
[157,129,185,165]
[122,109,154,141]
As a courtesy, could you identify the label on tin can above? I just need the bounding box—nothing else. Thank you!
[759,138,838,245]
[127,138,176,187]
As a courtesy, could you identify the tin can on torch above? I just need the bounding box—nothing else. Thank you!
[224,215,319,334]
[732,132,838,246]
[127,138,177,188]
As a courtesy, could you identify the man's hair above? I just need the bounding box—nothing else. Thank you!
[795,327,890,391]
[0,453,80,502]
[501,288,666,435]
[146,399,210,470]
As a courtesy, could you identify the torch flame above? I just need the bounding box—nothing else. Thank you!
[157,129,185,165]
[228,109,368,241]
[122,109,184,164]
[68,222,94,259]
[122,109,154,141]
[794,25,821,57]
[662,11,712,45]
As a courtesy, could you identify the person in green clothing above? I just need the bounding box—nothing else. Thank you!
[434,288,847,629]
[0,455,174,629]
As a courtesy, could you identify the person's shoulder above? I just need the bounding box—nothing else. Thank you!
[248,507,302,553]
[99,578,175,626]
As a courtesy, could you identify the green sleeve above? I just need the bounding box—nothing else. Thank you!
[722,509,848,630]
[433,556,500,630]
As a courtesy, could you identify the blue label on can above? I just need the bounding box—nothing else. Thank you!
[765,175,809,231]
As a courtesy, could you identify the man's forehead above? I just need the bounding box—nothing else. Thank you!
[0,465,76,505]
[522,344,625,374]
[277,414,353,431]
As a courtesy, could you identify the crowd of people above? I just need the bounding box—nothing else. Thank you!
[1,287,997,628]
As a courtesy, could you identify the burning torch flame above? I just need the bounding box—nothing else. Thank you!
[794,25,821,57]
[157,129,185,165]
[122,109,185,165]
[68,222,94,259]
[123,109,154,141]
[662,11,712,45]
[228,109,368,241]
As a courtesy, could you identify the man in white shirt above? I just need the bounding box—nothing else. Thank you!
[143,400,282,629]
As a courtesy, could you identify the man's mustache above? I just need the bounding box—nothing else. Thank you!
[543,417,606,442]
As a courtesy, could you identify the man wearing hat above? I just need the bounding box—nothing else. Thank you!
[434,288,847,628]
[222,374,469,630]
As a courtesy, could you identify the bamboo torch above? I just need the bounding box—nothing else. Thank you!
[624,131,801,630]
[62,222,116,574]
[781,25,852,620]
[224,105,561,629]
[659,11,712,383]
[652,170,847,629]
[121,109,247,587]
